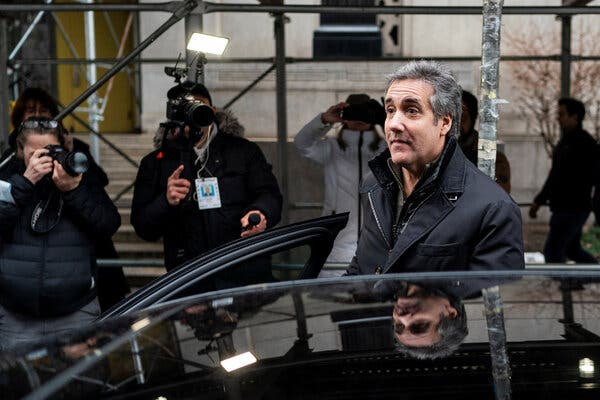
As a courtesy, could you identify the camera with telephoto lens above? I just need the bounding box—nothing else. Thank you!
[341,99,386,127]
[165,93,215,129]
[44,145,89,177]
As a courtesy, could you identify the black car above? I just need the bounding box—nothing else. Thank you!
[2,272,600,399]
[102,213,349,319]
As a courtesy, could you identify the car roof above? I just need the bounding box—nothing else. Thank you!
[4,270,600,399]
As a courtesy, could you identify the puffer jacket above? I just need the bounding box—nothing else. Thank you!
[131,110,282,270]
[0,168,120,317]
[346,137,524,275]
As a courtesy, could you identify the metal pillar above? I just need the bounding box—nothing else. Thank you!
[478,0,504,178]
[482,286,511,400]
[274,13,289,226]
[560,15,572,98]
[83,0,101,163]
[185,13,203,83]
[9,0,53,61]
[480,2,511,399]
[0,17,10,152]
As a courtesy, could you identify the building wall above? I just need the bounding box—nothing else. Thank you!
[55,6,137,133]
[139,0,599,225]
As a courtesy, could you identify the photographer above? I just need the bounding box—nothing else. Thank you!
[0,87,129,312]
[0,117,121,350]
[131,81,282,271]
[294,94,386,270]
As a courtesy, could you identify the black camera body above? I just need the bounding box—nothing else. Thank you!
[44,145,89,177]
[166,94,215,130]
[341,99,386,127]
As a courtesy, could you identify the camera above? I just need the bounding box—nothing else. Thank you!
[44,145,89,177]
[166,94,215,129]
[341,99,386,127]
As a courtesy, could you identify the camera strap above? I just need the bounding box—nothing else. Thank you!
[31,191,64,234]
[194,124,215,173]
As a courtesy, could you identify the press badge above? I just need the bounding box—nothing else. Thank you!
[195,178,222,210]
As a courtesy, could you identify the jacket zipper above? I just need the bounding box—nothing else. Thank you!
[398,190,435,235]
[367,191,391,249]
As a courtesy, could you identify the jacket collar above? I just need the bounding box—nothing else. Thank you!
[369,136,464,197]
[369,138,468,273]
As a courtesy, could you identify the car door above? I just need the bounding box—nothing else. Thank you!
[102,213,349,319]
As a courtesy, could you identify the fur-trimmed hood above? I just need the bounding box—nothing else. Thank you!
[153,109,245,149]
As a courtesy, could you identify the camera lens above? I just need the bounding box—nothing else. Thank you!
[65,152,89,176]
[184,102,215,128]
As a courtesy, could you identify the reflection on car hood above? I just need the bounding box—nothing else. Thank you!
[2,270,600,400]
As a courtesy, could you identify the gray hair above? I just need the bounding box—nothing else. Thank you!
[394,301,468,360]
[386,60,462,138]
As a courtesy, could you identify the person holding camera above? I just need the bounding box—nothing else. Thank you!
[131,82,282,272]
[0,117,121,349]
[0,87,129,312]
[294,94,386,270]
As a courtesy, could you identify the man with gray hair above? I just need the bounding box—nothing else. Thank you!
[346,60,524,276]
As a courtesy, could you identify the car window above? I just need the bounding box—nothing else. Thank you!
[168,244,312,300]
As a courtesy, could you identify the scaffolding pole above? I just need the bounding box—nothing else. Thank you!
[478,0,505,178]
[0,17,10,151]
[274,13,289,226]
[482,285,511,400]
[8,0,53,61]
[560,15,572,97]
[55,0,199,121]
[83,0,101,163]
[480,2,510,399]
[3,3,600,15]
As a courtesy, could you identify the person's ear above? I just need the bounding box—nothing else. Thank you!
[445,303,458,319]
[439,115,452,137]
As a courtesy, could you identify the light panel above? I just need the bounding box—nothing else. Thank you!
[187,33,229,56]
[220,351,257,372]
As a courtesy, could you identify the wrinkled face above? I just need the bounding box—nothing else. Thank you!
[384,79,452,170]
[557,104,579,131]
[22,132,60,167]
[22,100,52,122]
[392,285,457,348]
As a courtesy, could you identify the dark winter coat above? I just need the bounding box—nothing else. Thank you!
[131,110,283,270]
[346,137,524,275]
[534,128,600,213]
[0,166,121,317]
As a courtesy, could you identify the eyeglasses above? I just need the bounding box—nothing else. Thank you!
[19,119,59,131]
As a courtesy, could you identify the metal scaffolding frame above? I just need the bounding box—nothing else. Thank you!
[2,1,599,216]
[1,4,598,399]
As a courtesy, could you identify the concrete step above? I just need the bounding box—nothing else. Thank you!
[111,192,134,208]
[100,170,139,181]
[106,179,139,193]
[97,153,149,165]
[114,241,163,259]
[113,224,145,243]
[73,132,154,144]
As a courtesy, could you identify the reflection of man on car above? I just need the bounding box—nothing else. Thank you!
[392,283,466,359]
[372,276,511,359]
